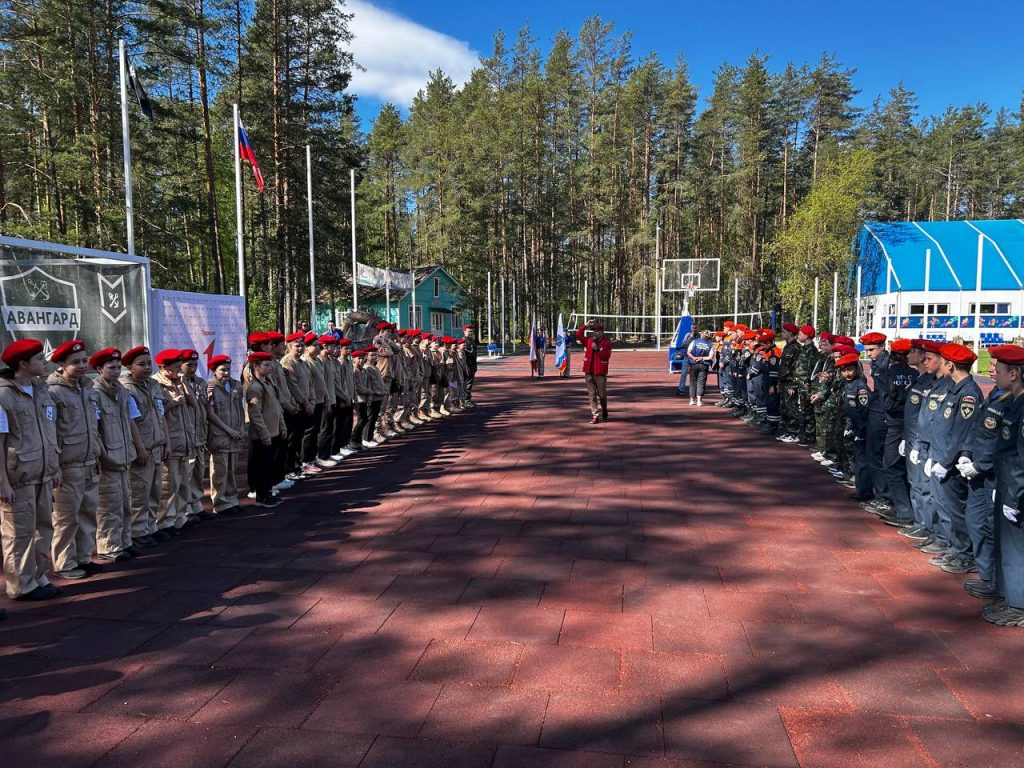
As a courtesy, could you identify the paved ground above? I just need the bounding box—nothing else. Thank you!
[2,350,1024,767]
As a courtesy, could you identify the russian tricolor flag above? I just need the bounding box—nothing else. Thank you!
[238,122,265,193]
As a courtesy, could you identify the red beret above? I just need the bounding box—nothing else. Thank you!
[799,325,815,338]
[782,322,799,334]
[742,330,757,340]
[180,349,200,362]
[286,331,305,343]
[89,348,121,368]
[734,324,749,331]
[247,351,273,363]
[890,339,912,354]
[338,338,351,347]
[375,322,390,331]
[303,332,318,345]
[247,331,270,346]
[456,338,465,343]
[463,324,474,330]
[835,353,861,368]
[940,343,977,365]
[820,331,835,343]
[592,323,604,332]
[408,329,422,337]
[756,331,775,343]
[832,344,857,356]
[51,339,87,363]
[349,349,365,358]
[208,354,231,369]
[266,331,285,343]
[122,346,150,364]
[832,336,855,347]
[921,340,944,354]
[155,349,182,366]
[910,338,927,349]
[2,338,44,367]
[990,345,1024,365]
[318,334,337,345]
[860,332,887,345]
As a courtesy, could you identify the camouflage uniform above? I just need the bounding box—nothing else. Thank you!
[778,340,802,437]
[795,341,819,444]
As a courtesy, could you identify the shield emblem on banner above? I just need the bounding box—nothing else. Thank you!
[0,267,80,347]
[98,274,128,323]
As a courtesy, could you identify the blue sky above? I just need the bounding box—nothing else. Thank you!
[347,0,1024,130]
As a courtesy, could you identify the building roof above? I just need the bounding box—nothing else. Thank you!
[855,219,1024,295]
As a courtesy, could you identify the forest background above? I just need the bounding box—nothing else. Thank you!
[2,0,1021,334]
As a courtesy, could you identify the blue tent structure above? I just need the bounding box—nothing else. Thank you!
[854,219,1024,344]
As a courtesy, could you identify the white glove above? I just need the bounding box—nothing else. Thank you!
[898,440,906,457]
[957,456,979,479]
[931,463,948,480]
[909,448,921,465]
[843,429,853,438]
[924,458,934,476]
[1003,505,1019,523]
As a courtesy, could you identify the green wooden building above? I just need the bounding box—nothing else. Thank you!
[317,266,468,337]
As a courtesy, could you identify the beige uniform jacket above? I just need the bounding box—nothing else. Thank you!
[46,373,101,468]
[207,378,246,453]
[0,376,60,485]
[244,377,285,442]
[94,377,138,471]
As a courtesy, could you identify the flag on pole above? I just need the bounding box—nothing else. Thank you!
[238,121,265,192]
[126,55,153,119]
[554,313,567,372]
[528,314,537,376]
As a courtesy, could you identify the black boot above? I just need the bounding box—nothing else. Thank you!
[600,398,608,422]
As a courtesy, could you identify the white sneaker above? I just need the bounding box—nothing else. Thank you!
[329,453,345,462]
[385,430,399,439]
[689,399,696,406]
[339,447,356,457]
[362,440,378,448]
[247,491,257,499]
[820,459,834,467]
[811,452,824,460]
[286,472,303,482]
[316,458,338,468]
[696,398,703,407]
[273,480,294,491]
[302,462,322,475]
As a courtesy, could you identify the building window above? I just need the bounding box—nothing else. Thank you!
[908,303,949,315]
[969,303,1011,314]
[430,311,444,335]
[408,306,422,329]
[433,277,440,299]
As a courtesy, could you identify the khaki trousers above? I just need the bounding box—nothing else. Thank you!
[97,468,131,555]
[188,448,207,517]
[585,373,608,418]
[1,481,54,597]
[210,451,240,512]
[52,464,99,572]
[130,456,163,537]
[419,377,432,412]
[158,456,189,530]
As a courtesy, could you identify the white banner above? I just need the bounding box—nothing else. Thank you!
[150,289,247,377]
[355,262,414,292]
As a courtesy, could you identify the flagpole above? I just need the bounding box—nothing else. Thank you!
[232,104,246,300]
[350,169,358,309]
[118,40,136,255]
[500,277,506,356]
[306,144,316,329]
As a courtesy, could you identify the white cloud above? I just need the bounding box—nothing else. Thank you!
[346,0,481,107]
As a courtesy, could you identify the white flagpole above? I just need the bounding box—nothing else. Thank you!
[583,280,588,324]
[832,271,839,334]
[233,103,245,298]
[350,169,358,309]
[923,250,931,336]
[119,40,136,255]
[975,234,983,371]
[500,277,506,355]
[511,280,517,353]
[855,264,862,337]
[487,271,493,350]
[655,222,661,349]
[306,145,316,329]
[812,276,819,331]
[411,270,417,329]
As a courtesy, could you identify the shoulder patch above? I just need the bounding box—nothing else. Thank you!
[858,391,869,406]
[960,400,976,420]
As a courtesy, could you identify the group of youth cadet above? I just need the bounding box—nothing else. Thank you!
[697,321,1024,628]
[0,322,478,609]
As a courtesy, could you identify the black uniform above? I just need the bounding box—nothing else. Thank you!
[843,370,873,499]
[882,358,918,523]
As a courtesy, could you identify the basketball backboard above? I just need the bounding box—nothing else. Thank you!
[662,258,721,293]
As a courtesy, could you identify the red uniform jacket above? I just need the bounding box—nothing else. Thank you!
[575,326,613,376]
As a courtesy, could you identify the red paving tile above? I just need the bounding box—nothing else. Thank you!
[6,353,1024,764]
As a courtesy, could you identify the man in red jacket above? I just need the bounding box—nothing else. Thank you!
[575,320,613,424]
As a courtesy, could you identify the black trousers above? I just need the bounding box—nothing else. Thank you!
[332,401,354,454]
[352,402,369,446]
[284,410,307,473]
[317,403,335,460]
[248,438,276,498]
[882,426,913,522]
[688,363,709,399]
[465,367,477,400]
[364,400,382,442]
[866,412,889,500]
[302,403,325,463]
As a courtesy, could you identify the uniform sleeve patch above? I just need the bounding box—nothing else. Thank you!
[960,400,976,420]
